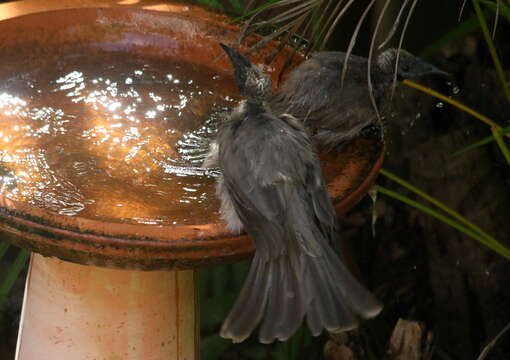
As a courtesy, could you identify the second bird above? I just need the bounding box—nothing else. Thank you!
[270,49,448,149]
[214,44,382,344]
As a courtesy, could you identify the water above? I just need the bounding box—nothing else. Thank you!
[0,52,239,225]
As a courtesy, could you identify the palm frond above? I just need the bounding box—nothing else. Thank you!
[459,0,469,21]
[367,0,393,121]
[492,0,501,38]
[341,0,377,87]
[237,0,385,58]
[377,0,411,50]
[390,0,419,97]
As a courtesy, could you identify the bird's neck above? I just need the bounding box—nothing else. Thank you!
[245,99,268,112]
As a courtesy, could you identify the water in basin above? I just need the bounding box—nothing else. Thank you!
[0,51,239,225]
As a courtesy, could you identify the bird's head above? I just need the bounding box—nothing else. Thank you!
[220,43,272,102]
[377,48,449,80]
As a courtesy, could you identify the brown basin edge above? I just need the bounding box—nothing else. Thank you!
[0,2,386,270]
[0,141,384,271]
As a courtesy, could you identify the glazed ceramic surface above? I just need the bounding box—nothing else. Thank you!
[0,0,383,270]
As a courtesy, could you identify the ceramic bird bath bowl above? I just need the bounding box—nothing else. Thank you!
[0,1,383,359]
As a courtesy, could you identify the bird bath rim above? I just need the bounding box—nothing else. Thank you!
[0,1,384,270]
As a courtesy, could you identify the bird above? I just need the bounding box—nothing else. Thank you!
[211,43,382,344]
[270,48,449,149]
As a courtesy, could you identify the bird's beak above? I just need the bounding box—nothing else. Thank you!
[412,61,451,79]
[219,43,252,77]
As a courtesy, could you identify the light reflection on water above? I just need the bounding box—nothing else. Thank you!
[0,53,238,225]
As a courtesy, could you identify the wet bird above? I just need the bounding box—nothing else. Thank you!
[270,49,449,148]
[212,43,382,344]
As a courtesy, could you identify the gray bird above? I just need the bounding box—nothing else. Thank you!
[270,49,449,148]
[213,43,382,344]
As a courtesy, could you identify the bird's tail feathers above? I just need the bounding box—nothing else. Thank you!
[220,252,305,344]
[303,244,383,335]
[220,234,382,343]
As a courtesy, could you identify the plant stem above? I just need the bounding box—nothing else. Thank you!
[379,168,510,258]
[376,185,510,260]
[380,169,494,241]
[492,127,510,165]
[472,0,510,103]
[403,80,509,139]
[0,241,9,262]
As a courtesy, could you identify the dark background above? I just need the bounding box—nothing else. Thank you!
[1,0,510,359]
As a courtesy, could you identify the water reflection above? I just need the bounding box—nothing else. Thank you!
[0,52,238,225]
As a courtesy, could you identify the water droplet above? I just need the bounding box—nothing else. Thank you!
[368,186,378,238]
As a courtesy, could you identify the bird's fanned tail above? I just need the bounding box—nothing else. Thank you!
[220,234,382,343]
[220,251,306,344]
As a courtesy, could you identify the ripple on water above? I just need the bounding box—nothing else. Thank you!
[0,52,239,225]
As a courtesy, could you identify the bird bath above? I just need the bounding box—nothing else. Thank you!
[0,1,384,359]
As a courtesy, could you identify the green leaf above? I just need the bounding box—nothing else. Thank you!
[452,125,510,156]
[480,0,510,22]
[0,249,30,309]
[0,240,9,263]
[201,335,231,360]
[492,127,510,165]
[380,169,498,243]
[472,0,510,103]
[403,80,505,132]
[376,184,510,260]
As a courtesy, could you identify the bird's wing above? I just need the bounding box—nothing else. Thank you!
[218,112,337,259]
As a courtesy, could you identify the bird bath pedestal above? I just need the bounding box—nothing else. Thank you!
[0,1,384,359]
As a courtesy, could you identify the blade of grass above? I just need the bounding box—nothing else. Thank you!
[377,0,412,50]
[252,0,317,27]
[375,185,510,260]
[492,127,510,165]
[0,249,30,309]
[380,168,503,248]
[420,13,485,58]
[305,0,332,47]
[452,125,510,156]
[490,0,500,39]
[0,241,9,262]
[480,0,510,27]
[244,18,299,55]
[320,0,357,50]
[313,0,347,50]
[403,80,510,139]
[477,322,510,360]
[472,0,510,103]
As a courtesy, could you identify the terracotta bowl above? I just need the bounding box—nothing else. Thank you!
[0,0,383,271]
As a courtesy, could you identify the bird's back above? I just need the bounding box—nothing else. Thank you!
[217,101,337,259]
[270,51,387,148]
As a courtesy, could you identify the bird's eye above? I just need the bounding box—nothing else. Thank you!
[401,64,411,72]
